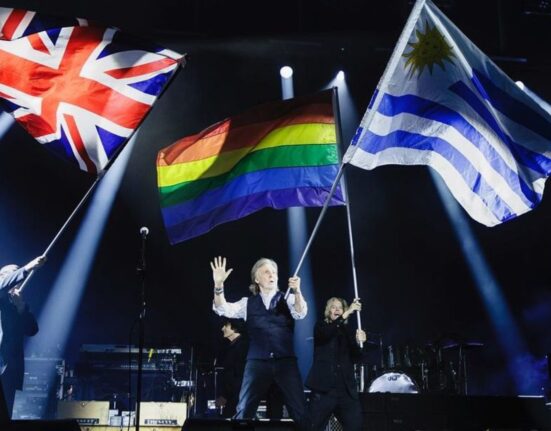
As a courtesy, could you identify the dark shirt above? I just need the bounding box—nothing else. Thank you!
[306,317,362,398]
[220,334,249,401]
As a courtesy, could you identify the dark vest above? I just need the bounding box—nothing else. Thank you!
[246,292,295,360]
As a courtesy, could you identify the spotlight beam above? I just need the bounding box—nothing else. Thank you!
[0,112,14,140]
[279,66,317,379]
[431,170,528,392]
[25,136,137,390]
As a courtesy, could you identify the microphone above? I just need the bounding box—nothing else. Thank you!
[140,226,149,239]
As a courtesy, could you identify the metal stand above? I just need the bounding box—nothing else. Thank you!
[458,345,469,395]
[135,228,148,431]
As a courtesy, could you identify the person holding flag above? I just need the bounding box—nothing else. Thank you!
[306,297,366,431]
[0,255,46,417]
[211,256,309,430]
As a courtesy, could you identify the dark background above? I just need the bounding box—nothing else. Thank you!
[1,0,551,397]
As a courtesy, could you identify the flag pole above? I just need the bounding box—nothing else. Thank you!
[18,58,185,292]
[292,0,427,282]
[331,89,366,390]
[331,88,363,329]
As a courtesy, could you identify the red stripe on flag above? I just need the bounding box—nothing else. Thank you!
[28,33,49,54]
[64,113,97,174]
[2,9,27,40]
[104,58,175,79]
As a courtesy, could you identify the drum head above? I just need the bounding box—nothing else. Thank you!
[368,372,419,394]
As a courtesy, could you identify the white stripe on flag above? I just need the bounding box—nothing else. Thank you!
[349,146,503,226]
[368,111,532,215]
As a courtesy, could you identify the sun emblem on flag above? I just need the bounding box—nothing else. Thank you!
[403,21,455,76]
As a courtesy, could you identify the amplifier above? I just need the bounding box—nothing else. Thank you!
[56,400,110,425]
[138,402,187,426]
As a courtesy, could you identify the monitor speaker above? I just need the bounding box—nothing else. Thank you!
[182,418,296,430]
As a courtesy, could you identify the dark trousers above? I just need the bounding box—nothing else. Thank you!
[222,395,238,418]
[0,370,18,419]
[266,383,284,419]
[309,389,363,431]
[0,380,9,424]
[235,358,308,430]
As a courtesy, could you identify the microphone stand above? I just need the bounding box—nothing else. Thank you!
[136,229,148,431]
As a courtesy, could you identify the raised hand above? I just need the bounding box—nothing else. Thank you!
[210,256,233,287]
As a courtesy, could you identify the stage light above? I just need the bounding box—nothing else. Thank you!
[280,66,293,79]
[323,76,359,147]
[280,67,294,101]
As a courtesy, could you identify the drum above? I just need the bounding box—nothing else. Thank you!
[368,372,419,394]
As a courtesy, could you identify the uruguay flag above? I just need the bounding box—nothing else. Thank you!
[344,0,551,226]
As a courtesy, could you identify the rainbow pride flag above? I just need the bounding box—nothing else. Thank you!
[157,91,345,244]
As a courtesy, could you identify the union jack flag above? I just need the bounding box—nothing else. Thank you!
[0,8,183,174]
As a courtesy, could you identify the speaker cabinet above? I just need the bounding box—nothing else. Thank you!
[183,418,296,430]
[56,400,110,425]
[139,401,187,426]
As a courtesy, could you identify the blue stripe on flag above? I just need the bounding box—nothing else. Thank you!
[95,125,125,159]
[367,89,379,110]
[162,165,342,225]
[472,69,551,142]
[129,71,172,96]
[351,126,364,147]
[359,129,518,222]
[374,92,539,205]
[450,81,551,177]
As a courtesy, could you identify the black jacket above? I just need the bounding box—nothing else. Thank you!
[305,317,362,398]
[0,266,38,383]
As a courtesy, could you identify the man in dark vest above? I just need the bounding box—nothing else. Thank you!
[0,255,45,419]
[211,256,308,431]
